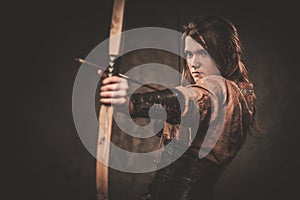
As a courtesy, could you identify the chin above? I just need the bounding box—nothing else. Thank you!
[193,77,203,83]
[193,77,201,83]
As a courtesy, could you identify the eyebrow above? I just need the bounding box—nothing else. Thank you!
[184,49,206,54]
[197,49,207,54]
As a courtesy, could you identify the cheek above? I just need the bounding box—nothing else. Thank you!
[210,65,220,75]
[204,60,219,75]
[186,58,192,65]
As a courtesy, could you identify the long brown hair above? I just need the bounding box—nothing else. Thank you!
[181,15,261,136]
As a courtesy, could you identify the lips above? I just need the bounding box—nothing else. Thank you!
[192,72,204,79]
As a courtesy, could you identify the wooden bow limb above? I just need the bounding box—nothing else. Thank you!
[96,0,126,200]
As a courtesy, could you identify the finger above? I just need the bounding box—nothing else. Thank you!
[102,76,120,84]
[111,98,127,105]
[100,97,127,105]
[97,69,108,78]
[101,82,129,92]
[102,76,128,85]
[100,90,127,98]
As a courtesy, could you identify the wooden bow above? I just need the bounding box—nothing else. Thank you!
[96,0,126,199]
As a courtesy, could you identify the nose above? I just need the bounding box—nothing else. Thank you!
[189,55,201,69]
[191,64,200,69]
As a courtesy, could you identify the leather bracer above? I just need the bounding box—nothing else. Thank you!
[130,89,183,125]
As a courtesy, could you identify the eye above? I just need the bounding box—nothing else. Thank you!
[198,49,208,56]
[185,51,193,58]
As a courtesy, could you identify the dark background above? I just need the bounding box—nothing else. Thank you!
[4,0,300,199]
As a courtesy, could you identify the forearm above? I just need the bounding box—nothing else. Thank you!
[129,89,183,124]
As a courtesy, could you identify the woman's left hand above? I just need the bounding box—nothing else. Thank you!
[98,69,129,105]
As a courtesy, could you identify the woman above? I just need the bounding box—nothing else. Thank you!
[99,15,259,200]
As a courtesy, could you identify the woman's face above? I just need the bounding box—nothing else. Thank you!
[184,36,220,82]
